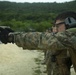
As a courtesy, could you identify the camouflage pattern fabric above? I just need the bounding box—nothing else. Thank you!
[11,28,76,72]
[13,32,67,51]
[46,51,60,75]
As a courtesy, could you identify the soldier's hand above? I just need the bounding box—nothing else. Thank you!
[8,33,14,43]
[8,32,21,44]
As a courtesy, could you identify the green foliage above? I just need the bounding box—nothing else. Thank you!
[0,1,76,31]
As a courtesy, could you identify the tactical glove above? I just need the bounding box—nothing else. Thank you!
[8,33,15,43]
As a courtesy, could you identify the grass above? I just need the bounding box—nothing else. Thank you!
[34,69,42,75]
[34,58,41,65]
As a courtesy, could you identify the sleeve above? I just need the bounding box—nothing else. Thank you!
[13,32,67,52]
[56,31,76,50]
[14,32,42,50]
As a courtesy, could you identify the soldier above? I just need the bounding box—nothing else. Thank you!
[47,11,76,75]
[52,12,73,75]
[1,11,76,75]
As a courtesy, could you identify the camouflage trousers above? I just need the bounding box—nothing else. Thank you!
[56,56,72,75]
[45,50,59,75]
[46,61,59,75]
[45,51,72,75]
[46,57,72,75]
[46,51,72,75]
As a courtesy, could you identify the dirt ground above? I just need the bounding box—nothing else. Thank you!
[0,43,75,75]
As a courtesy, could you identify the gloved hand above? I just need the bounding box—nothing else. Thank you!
[8,32,21,44]
[8,33,15,43]
[0,26,14,44]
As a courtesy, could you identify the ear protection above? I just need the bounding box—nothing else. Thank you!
[65,17,76,28]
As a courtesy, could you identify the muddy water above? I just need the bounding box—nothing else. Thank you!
[0,44,75,75]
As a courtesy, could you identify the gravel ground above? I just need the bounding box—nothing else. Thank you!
[0,44,75,75]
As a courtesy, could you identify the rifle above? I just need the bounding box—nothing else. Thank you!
[0,26,14,44]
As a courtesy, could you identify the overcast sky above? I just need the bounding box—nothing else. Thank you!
[0,0,73,3]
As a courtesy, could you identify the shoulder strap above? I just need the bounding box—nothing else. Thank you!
[66,28,76,33]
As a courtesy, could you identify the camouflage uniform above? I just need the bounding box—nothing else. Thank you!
[9,28,76,74]
[46,51,59,75]
[43,33,59,75]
